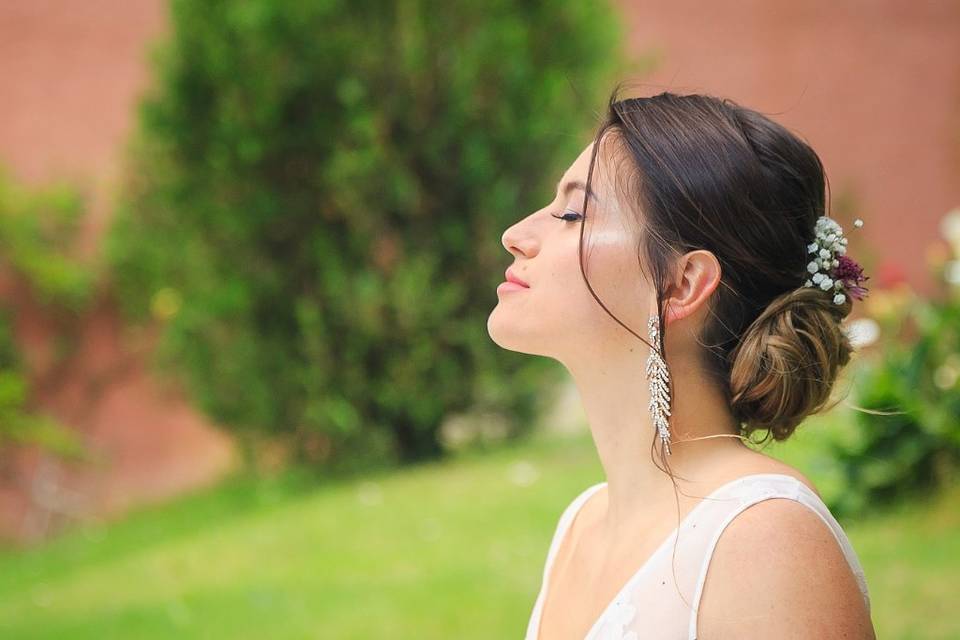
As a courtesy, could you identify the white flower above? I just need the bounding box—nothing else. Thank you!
[804,215,863,306]
[940,208,960,241]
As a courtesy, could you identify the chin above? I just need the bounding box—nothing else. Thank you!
[486,306,553,357]
[486,305,515,349]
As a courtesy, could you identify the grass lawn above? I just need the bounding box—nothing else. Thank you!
[0,418,956,638]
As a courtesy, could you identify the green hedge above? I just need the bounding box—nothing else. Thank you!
[106,0,627,470]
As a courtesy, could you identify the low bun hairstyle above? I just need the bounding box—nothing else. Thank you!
[728,287,853,441]
[577,86,860,452]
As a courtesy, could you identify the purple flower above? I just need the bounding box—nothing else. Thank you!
[832,254,870,300]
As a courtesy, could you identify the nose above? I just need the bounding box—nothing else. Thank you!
[501,213,541,259]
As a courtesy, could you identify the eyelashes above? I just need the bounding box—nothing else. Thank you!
[551,209,584,223]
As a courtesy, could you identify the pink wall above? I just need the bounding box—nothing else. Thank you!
[616,0,960,295]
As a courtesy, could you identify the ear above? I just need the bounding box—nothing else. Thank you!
[662,250,722,326]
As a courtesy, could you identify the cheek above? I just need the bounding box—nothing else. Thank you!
[546,234,600,318]
[577,222,649,330]
[536,224,648,338]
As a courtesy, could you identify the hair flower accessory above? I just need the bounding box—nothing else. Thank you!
[803,216,870,305]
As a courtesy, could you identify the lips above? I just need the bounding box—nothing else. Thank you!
[504,268,530,288]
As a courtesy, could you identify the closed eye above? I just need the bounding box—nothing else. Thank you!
[551,209,583,223]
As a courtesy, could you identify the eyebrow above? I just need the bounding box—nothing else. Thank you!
[557,179,600,204]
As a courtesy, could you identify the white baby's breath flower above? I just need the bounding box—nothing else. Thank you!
[803,215,865,306]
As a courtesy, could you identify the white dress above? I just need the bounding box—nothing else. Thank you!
[524,473,871,639]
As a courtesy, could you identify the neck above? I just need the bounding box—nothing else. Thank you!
[562,341,748,534]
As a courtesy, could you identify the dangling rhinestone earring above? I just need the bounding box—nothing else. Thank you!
[645,315,673,455]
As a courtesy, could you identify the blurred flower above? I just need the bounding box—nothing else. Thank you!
[933,356,959,390]
[438,416,474,451]
[508,460,540,487]
[356,481,383,506]
[875,259,908,289]
[937,207,960,289]
[150,287,182,321]
[940,206,960,250]
[946,261,960,287]
[843,317,880,349]
[439,411,511,451]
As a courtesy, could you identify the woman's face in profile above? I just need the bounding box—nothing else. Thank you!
[487,138,653,364]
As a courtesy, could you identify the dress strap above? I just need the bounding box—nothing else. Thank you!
[540,482,605,583]
[525,481,606,640]
[685,474,871,639]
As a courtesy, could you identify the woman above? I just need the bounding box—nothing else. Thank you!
[487,88,875,639]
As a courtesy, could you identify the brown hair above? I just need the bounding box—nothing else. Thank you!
[574,85,858,603]
[579,85,855,457]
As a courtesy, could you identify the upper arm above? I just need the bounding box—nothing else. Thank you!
[696,497,875,639]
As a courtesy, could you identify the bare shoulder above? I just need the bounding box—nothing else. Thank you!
[696,496,875,639]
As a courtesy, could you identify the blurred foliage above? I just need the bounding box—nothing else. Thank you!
[830,209,960,517]
[0,166,90,458]
[0,166,95,311]
[0,312,84,458]
[106,0,629,470]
